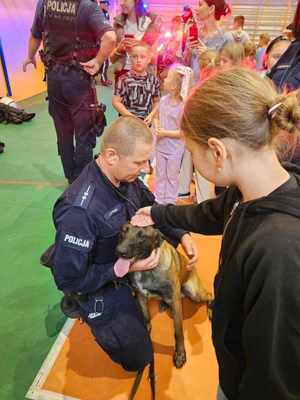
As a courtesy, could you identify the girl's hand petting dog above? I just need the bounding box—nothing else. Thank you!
[131,207,154,227]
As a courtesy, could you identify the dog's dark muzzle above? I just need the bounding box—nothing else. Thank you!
[116,238,139,259]
[115,243,131,259]
[116,251,130,259]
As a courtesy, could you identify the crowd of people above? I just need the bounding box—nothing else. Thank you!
[107,0,300,205]
[23,0,300,202]
[22,0,300,399]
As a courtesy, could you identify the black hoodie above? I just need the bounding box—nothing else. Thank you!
[151,164,300,400]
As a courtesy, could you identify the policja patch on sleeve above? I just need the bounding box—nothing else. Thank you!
[62,232,93,252]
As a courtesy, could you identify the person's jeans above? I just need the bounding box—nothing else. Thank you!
[217,386,228,400]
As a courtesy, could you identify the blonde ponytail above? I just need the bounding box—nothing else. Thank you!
[268,94,300,137]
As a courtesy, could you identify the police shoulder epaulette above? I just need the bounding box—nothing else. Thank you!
[73,182,95,209]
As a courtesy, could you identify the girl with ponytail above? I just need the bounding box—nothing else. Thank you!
[133,68,300,400]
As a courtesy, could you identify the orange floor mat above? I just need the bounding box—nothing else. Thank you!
[41,234,221,400]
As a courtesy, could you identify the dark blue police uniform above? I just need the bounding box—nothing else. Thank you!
[31,0,113,183]
[52,161,186,371]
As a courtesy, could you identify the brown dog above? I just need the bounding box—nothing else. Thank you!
[116,223,212,369]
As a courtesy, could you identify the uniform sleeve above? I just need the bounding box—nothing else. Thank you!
[238,233,300,399]
[151,188,235,235]
[31,0,44,39]
[87,2,114,38]
[53,207,117,294]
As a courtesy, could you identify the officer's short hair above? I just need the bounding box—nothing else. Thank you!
[100,116,153,156]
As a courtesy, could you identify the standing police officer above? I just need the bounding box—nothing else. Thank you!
[23,0,116,183]
[51,116,197,376]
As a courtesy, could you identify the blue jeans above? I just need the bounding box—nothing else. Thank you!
[217,386,228,400]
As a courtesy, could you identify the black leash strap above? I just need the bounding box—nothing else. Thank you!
[148,358,156,400]
[128,359,156,400]
[129,367,145,400]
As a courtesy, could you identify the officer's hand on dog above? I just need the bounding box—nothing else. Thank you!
[180,233,198,270]
[131,207,154,227]
[80,58,101,75]
[130,248,161,272]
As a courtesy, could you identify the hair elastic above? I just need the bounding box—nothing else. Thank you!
[268,102,283,119]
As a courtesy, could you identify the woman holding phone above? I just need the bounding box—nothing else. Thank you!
[110,0,162,82]
[186,0,233,69]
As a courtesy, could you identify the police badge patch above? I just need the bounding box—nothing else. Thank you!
[45,0,78,21]
[62,232,93,252]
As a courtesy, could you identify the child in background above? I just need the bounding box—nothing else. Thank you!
[219,42,245,68]
[154,65,193,204]
[198,49,218,81]
[244,40,257,69]
[256,33,270,70]
[229,15,250,44]
[178,50,218,203]
[264,35,290,74]
[112,42,160,126]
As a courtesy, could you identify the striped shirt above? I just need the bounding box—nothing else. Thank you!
[114,71,160,119]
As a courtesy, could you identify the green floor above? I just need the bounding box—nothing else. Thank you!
[0,86,117,399]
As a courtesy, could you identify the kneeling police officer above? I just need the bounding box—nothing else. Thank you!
[23,0,116,183]
[51,116,197,373]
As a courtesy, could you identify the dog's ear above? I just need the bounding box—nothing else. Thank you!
[154,229,165,248]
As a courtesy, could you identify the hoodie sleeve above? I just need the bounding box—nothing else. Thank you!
[239,232,300,400]
[151,188,237,235]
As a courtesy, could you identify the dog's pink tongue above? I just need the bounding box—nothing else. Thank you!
[114,258,131,278]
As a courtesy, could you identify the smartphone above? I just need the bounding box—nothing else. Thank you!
[124,34,135,39]
[188,25,198,42]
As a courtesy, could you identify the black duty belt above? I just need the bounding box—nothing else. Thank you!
[71,279,133,302]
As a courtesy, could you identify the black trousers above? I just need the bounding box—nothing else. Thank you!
[78,284,153,372]
[47,65,97,182]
